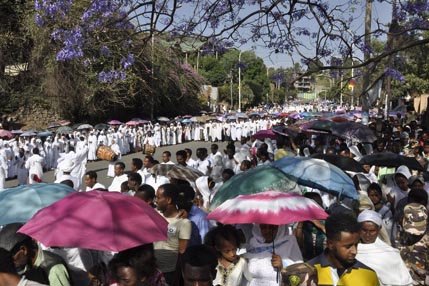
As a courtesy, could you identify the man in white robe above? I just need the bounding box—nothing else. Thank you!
[25,148,44,184]
[107,139,121,178]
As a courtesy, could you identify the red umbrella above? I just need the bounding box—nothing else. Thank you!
[251,129,277,140]
[0,130,13,139]
[19,190,168,252]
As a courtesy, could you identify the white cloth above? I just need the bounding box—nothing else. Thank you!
[357,210,383,227]
[213,257,252,286]
[108,174,128,192]
[85,182,106,192]
[356,238,413,286]
[25,154,44,184]
[245,224,303,286]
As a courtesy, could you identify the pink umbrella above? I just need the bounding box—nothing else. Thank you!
[126,120,139,126]
[0,129,13,139]
[206,191,328,225]
[19,190,168,252]
[251,129,277,140]
[107,120,122,125]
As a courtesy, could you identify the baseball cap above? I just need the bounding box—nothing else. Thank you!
[403,203,428,235]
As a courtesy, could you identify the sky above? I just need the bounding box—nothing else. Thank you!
[245,1,394,68]
[130,1,393,69]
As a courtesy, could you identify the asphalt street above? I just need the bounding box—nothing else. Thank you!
[5,141,230,189]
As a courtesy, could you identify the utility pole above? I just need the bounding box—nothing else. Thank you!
[238,50,243,112]
[362,0,372,118]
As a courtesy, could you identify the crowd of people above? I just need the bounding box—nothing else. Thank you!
[0,101,429,286]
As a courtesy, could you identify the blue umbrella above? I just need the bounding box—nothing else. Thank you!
[181,119,192,123]
[0,183,76,225]
[271,156,358,200]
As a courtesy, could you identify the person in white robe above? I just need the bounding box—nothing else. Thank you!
[87,131,98,161]
[108,162,128,192]
[71,145,88,190]
[97,131,107,146]
[25,148,45,184]
[107,139,121,178]
[356,210,413,286]
[55,159,80,190]
[0,142,8,190]
[16,148,28,186]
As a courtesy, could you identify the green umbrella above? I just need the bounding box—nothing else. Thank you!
[210,165,298,210]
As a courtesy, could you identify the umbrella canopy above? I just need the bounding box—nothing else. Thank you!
[19,190,168,252]
[251,129,277,140]
[300,120,337,133]
[47,122,61,129]
[126,120,139,126]
[11,130,23,135]
[56,126,73,133]
[358,152,425,171]
[19,131,37,137]
[181,119,192,123]
[210,165,297,209]
[0,183,75,225]
[311,153,366,173]
[58,120,71,126]
[207,191,328,225]
[157,116,170,122]
[166,165,204,182]
[333,122,377,143]
[0,129,13,139]
[76,124,94,130]
[107,120,122,125]
[94,123,109,130]
[271,156,358,200]
[37,131,53,137]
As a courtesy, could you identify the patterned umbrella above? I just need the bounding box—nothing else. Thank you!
[251,129,277,140]
[210,165,298,209]
[56,126,73,134]
[76,124,94,130]
[207,191,328,225]
[271,156,358,200]
[126,120,139,126]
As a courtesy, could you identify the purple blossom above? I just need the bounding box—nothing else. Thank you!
[120,54,134,69]
[384,67,405,82]
[100,46,110,56]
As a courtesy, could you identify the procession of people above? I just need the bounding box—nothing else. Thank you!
[0,100,429,286]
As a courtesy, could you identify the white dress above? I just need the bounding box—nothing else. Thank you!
[213,257,252,286]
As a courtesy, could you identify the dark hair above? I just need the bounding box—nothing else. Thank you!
[367,182,382,196]
[85,170,97,180]
[181,245,218,277]
[177,185,195,212]
[163,151,171,157]
[211,144,219,150]
[226,143,235,153]
[184,148,192,156]
[222,169,235,177]
[408,188,429,206]
[136,184,155,202]
[60,179,74,188]
[109,244,157,282]
[144,155,155,164]
[241,160,252,169]
[115,162,126,170]
[120,181,129,191]
[159,183,179,204]
[32,148,39,155]
[0,248,17,274]
[325,213,360,241]
[128,173,142,186]
[204,225,241,257]
[88,262,109,286]
[132,158,143,170]
[176,150,187,158]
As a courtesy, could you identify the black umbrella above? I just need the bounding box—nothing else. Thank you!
[358,152,425,171]
[94,123,109,130]
[311,153,366,173]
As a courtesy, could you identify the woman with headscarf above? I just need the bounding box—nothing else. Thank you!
[245,224,303,286]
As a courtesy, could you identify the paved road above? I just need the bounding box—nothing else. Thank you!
[5,141,230,189]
